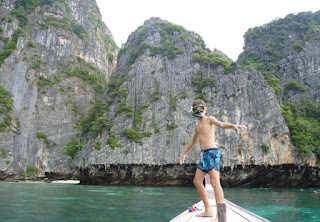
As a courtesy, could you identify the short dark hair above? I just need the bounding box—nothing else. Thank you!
[192,99,207,107]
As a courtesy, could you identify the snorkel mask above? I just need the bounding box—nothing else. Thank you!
[189,105,205,118]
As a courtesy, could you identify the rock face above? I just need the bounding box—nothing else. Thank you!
[1,2,318,186]
[0,0,117,179]
[72,18,299,181]
[276,39,320,104]
[239,11,320,106]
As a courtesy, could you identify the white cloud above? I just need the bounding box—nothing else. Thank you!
[97,0,320,61]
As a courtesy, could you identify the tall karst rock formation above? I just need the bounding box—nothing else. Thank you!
[0,0,117,179]
[1,1,319,187]
[239,11,320,165]
[72,18,299,185]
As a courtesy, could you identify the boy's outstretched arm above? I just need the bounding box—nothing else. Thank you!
[209,116,247,130]
[180,128,199,165]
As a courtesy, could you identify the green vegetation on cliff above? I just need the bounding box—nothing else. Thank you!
[13,0,66,27]
[45,15,87,40]
[64,58,107,94]
[192,49,228,70]
[238,11,320,98]
[281,99,320,161]
[26,166,38,176]
[36,132,51,148]
[191,70,217,102]
[0,27,25,66]
[118,18,193,65]
[0,85,13,132]
[63,75,127,158]
[240,11,320,66]
[239,11,320,161]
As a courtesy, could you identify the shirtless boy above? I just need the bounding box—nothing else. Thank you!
[180,99,247,222]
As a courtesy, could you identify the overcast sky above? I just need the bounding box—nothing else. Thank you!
[96,0,320,61]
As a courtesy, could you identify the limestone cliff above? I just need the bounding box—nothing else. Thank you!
[72,18,299,180]
[1,1,319,187]
[276,33,320,104]
[0,0,117,179]
[238,11,320,163]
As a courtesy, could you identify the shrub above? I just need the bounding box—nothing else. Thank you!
[0,85,13,132]
[123,128,141,143]
[89,115,112,138]
[169,94,177,110]
[291,41,303,52]
[133,103,150,128]
[107,77,127,98]
[11,9,28,27]
[36,132,50,148]
[191,74,217,93]
[225,62,238,74]
[142,131,153,137]
[107,52,114,63]
[118,88,129,98]
[285,80,306,92]
[151,91,161,102]
[194,93,209,103]
[37,76,56,89]
[0,148,6,158]
[26,40,36,47]
[63,138,87,159]
[95,139,102,150]
[26,166,38,176]
[78,100,109,135]
[70,175,79,180]
[167,123,178,130]
[107,137,123,149]
[260,144,269,154]
[116,103,133,116]
[1,16,14,22]
[20,167,26,176]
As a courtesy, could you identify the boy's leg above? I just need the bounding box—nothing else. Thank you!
[208,169,224,221]
[193,168,213,217]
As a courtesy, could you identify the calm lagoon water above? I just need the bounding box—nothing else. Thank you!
[0,182,319,222]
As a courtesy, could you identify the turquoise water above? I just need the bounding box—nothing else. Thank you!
[225,188,320,222]
[0,182,319,222]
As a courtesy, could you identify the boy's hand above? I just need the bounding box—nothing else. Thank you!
[234,125,247,131]
[180,154,187,165]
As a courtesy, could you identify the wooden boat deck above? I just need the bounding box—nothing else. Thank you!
[170,175,270,222]
[170,198,269,222]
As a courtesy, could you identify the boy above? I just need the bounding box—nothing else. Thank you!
[180,99,247,222]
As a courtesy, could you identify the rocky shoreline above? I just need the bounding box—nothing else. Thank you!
[1,164,319,188]
[76,164,320,188]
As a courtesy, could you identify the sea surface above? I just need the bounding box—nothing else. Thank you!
[0,182,319,222]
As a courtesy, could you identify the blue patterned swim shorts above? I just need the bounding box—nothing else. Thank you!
[197,148,221,173]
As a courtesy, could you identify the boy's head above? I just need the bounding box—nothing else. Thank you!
[190,99,207,118]
[192,99,207,108]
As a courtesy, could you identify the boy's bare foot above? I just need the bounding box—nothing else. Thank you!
[212,217,218,222]
[195,210,213,217]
